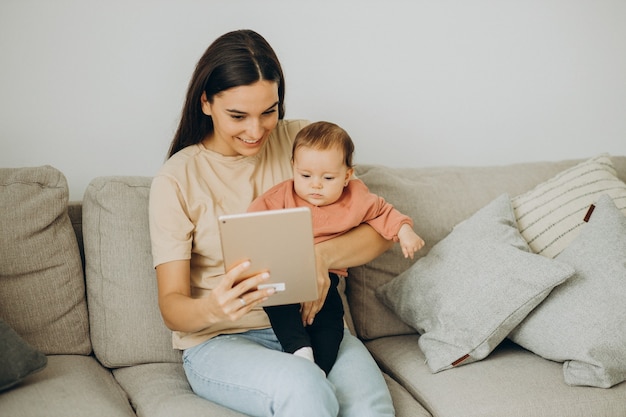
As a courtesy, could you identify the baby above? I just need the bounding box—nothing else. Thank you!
[248,121,424,375]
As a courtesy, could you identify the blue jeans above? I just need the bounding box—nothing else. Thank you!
[182,328,395,417]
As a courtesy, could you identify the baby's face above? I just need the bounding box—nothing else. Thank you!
[292,146,353,207]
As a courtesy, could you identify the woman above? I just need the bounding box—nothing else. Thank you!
[149,29,395,417]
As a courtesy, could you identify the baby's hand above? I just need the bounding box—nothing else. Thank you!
[397,224,425,259]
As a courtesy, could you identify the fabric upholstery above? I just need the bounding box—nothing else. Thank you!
[0,166,90,355]
[3,157,626,417]
[0,355,135,417]
[112,362,432,417]
[366,335,626,417]
[83,176,181,367]
[113,363,247,417]
[382,374,432,417]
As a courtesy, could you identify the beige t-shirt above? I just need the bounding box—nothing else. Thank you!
[149,119,309,350]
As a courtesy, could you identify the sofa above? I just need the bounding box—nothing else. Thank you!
[1,154,625,417]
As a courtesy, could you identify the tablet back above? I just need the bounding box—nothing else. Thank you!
[218,207,318,307]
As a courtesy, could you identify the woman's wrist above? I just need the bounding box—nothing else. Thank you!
[315,224,392,272]
[314,242,333,272]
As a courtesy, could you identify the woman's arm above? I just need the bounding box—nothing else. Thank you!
[301,223,393,325]
[156,259,276,333]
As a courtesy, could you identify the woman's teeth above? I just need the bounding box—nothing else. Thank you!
[240,138,260,144]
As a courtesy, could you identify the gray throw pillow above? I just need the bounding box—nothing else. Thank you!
[376,194,574,373]
[0,319,47,392]
[509,194,626,388]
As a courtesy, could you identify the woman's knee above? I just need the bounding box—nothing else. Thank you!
[271,358,339,416]
[329,332,395,416]
[182,333,341,417]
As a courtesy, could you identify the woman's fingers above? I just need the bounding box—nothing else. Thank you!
[234,275,275,309]
[212,260,275,320]
[301,272,330,325]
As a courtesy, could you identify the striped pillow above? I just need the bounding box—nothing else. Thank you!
[511,154,626,258]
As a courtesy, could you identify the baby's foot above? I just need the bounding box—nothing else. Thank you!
[293,346,314,362]
[293,346,326,376]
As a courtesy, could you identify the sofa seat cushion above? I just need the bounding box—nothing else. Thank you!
[113,363,246,417]
[366,335,626,417]
[113,362,432,417]
[0,355,135,417]
[83,176,181,367]
[381,373,432,417]
[0,166,90,355]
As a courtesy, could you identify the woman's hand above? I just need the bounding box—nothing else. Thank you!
[207,260,276,322]
[300,247,331,325]
[299,224,393,326]
[156,259,275,333]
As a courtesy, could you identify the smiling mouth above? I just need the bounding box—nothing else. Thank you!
[239,137,261,144]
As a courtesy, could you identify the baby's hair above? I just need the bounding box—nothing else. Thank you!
[292,121,355,168]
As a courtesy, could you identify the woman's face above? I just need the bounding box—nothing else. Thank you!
[201,80,279,157]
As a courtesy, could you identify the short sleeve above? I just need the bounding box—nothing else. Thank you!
[149,174,194,267]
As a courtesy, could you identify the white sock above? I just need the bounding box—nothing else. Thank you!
[293,347,327,377]
[293,346,315,362]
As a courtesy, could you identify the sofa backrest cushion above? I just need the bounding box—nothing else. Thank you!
[83,176,181,368]
[348,156,626,340]
[0,166,91,355]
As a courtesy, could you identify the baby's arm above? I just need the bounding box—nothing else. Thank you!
[397,223,425,259]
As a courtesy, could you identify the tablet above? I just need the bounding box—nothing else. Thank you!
[218,207,318,307]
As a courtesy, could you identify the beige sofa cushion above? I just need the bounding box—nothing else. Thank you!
[0,355,135,417]
[83,176,181,367]
[113,363,247,417]
[366,335,626,417]
[112,359,432,417]
[0,166,90,355]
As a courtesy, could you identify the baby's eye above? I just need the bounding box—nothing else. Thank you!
[324,176,335,181]
[301,174,311,178]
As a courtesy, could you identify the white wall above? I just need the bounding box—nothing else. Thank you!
[1,0,625,200]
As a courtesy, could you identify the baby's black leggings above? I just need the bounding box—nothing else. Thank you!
[264,273,344,375]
